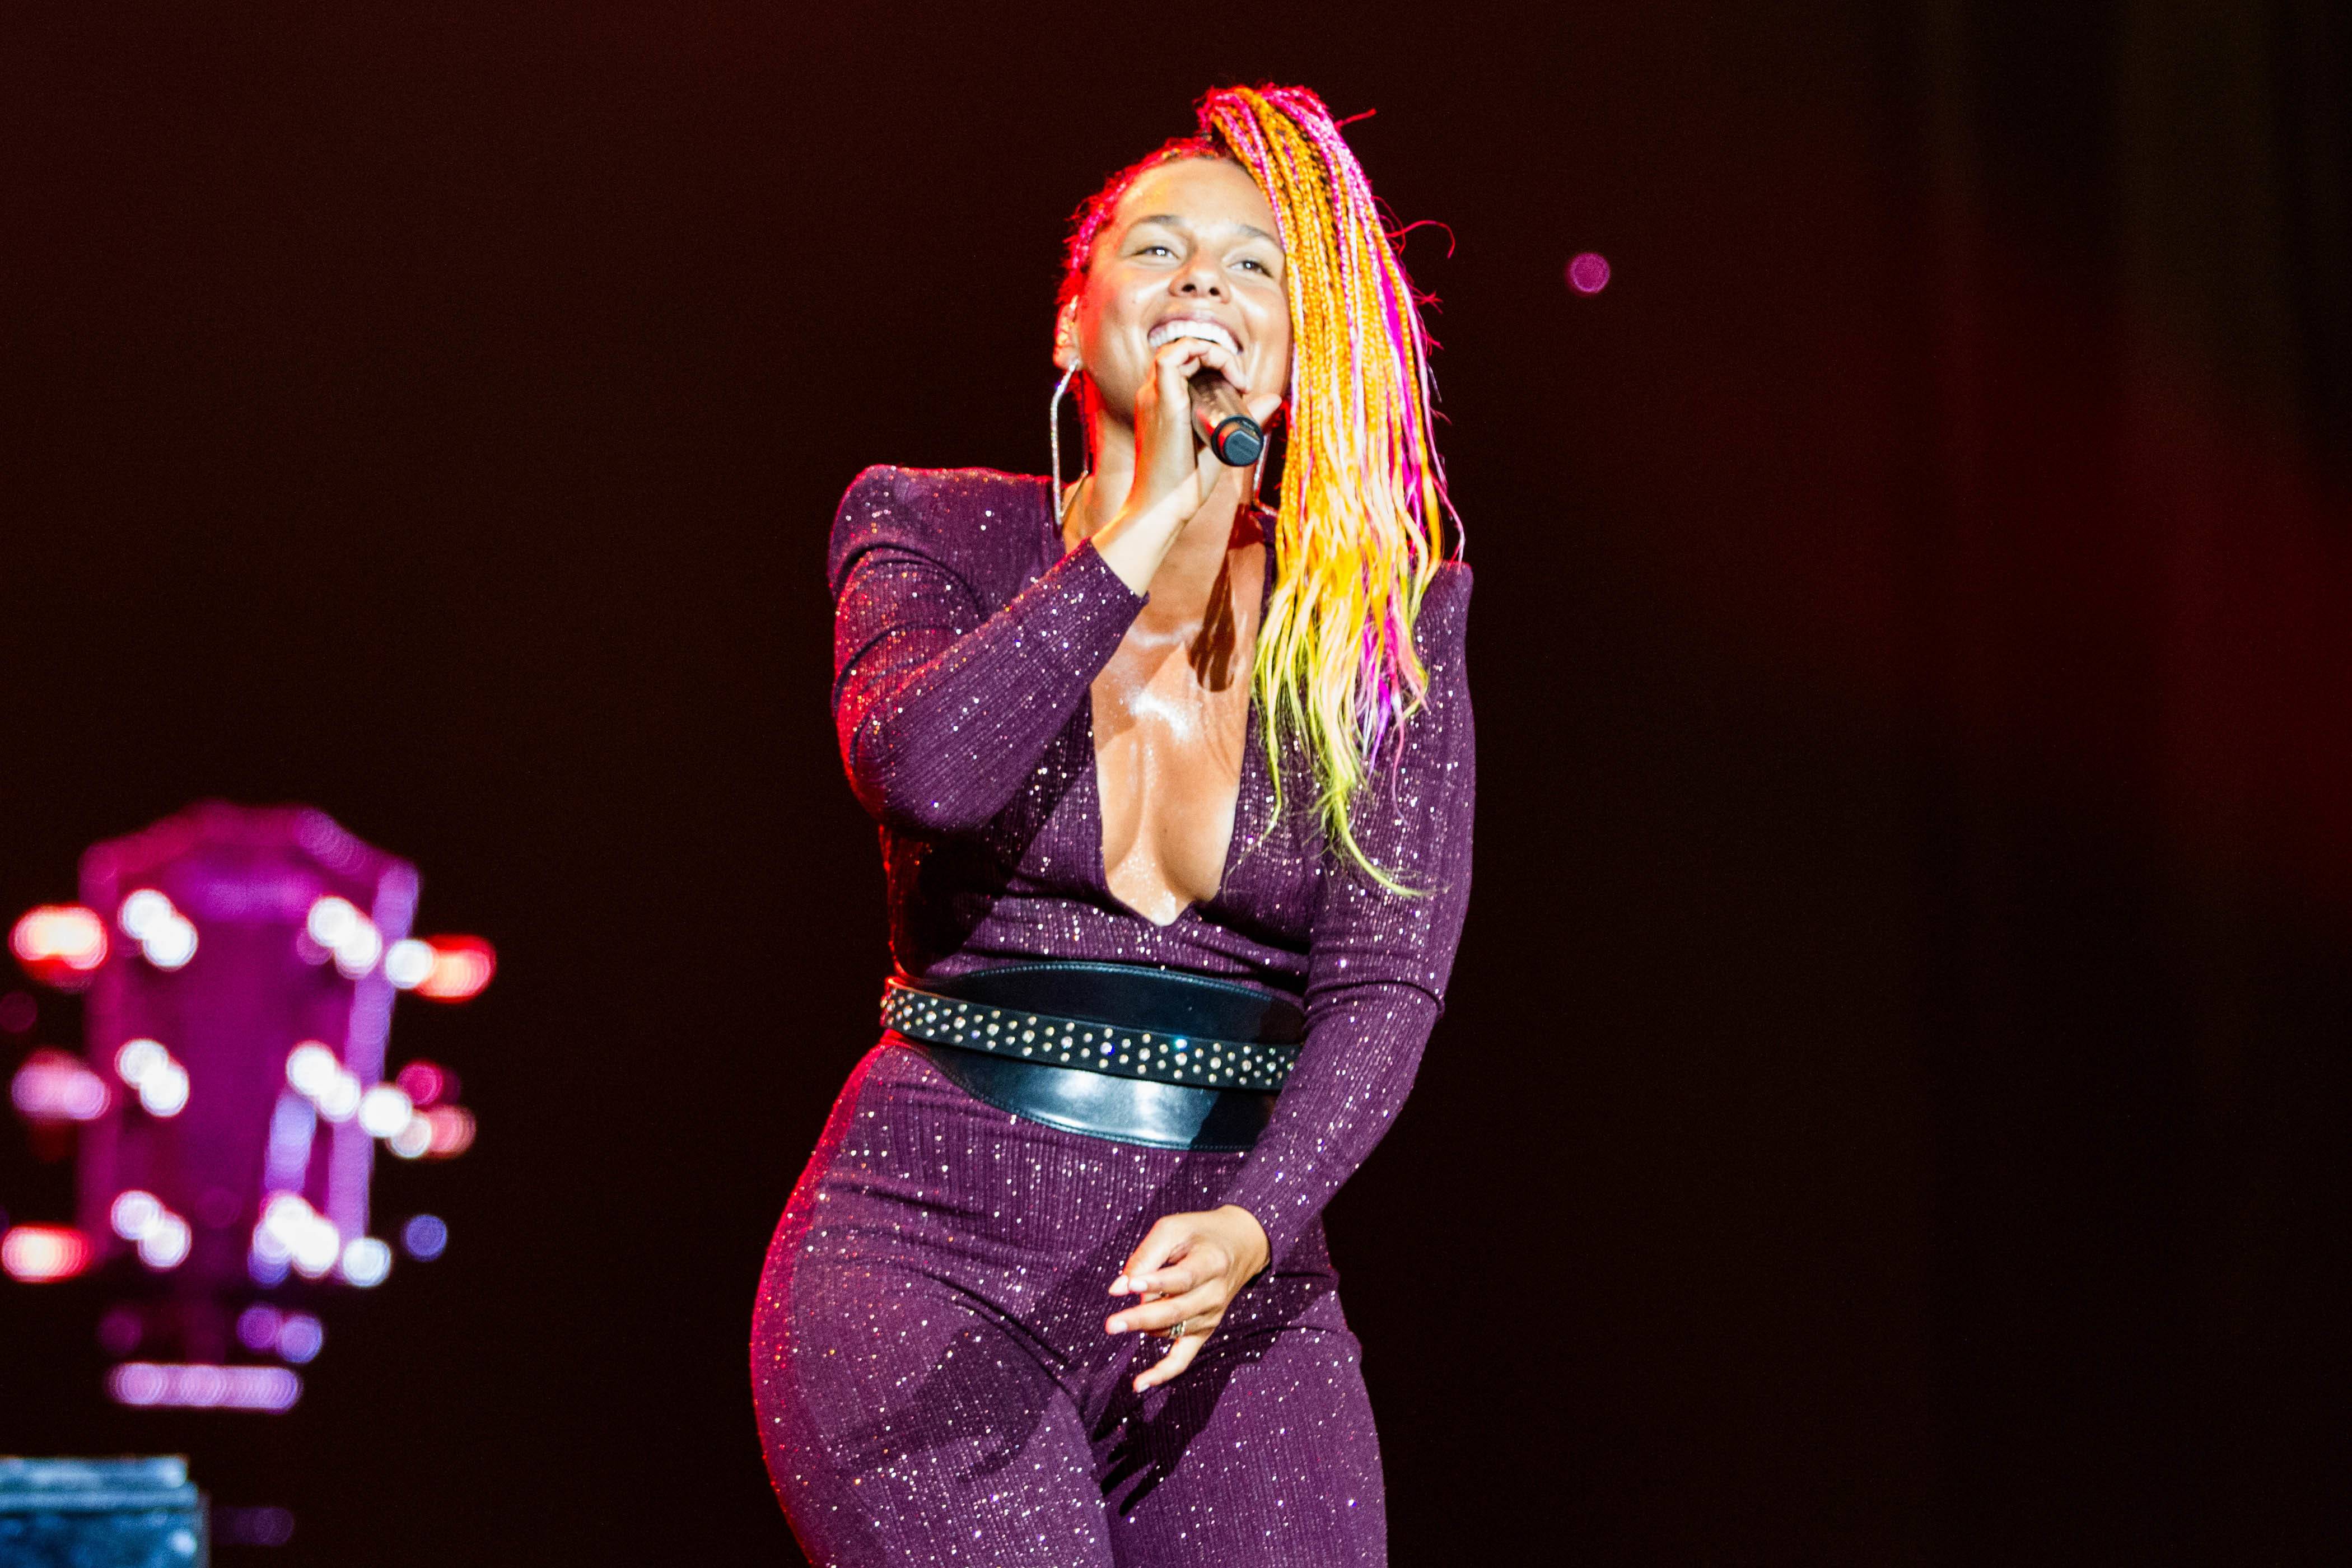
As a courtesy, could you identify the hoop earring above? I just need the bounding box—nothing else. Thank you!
[1049,363,1086,532]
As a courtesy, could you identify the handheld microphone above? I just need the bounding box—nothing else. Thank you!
[1188,373,1264,466]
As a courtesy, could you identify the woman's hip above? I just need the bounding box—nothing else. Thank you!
[778,1037,1257,1268]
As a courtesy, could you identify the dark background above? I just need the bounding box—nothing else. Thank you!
[4,2,2346,1562]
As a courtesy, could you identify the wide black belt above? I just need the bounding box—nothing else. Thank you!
[880,960,1304,1152]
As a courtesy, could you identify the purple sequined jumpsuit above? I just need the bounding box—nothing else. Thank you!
[752,466,1475,1567]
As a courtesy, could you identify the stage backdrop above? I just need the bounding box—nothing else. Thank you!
[3,2,2344,1562]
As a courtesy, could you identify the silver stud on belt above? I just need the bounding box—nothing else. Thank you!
[878,979,1297,1094]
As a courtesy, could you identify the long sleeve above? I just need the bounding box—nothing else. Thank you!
[1218,562,1478,1267]
[829,466,1146,836]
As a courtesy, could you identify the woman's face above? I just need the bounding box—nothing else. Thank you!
[1061,157,1291,428]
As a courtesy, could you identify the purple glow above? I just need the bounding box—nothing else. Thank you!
[12,1049,110,1122]
[109,1361,302,1412]
[97,1306,143,1356]
[1566,251,1612,295]
[214,1507,296,1547]
[237,1305,283,1352]
[276,1312,324,1364]
[401,1213,448,1260]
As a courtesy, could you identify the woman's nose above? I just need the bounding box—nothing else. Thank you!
[1175,263,1226,297]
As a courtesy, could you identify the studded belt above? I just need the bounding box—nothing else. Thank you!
[878,961,1306,1151]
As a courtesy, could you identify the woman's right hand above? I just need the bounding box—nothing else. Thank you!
[1090,337,1280,595]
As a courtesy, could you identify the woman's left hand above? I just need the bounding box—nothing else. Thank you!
[1105,1203,1272,1392]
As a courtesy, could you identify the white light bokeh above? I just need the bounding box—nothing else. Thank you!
[138,1061,190,1117]
[115,1038,168,1086]
[137,1213,192,1270]
[332,920,382,978]
[384,937,435,988]
[285,1042,338,1098]
[290,1216,340,1278]
[118,889,173,940]
[314,1069,361,1123]
[305,896,358,949]
[387,1114,433,1160]
[142,915,198,970]
[339,1236,391,1287]
[357,1083,413,1138]
[111,1189,164,1241]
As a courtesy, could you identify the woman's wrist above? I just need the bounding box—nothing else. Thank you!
[1089,498,1186,595]
[1214,1203,1272,1282]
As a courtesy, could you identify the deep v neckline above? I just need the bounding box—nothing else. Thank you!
[1052,480,1274,928]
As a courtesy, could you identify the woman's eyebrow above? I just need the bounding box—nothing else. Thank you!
[1125,214,1281,248]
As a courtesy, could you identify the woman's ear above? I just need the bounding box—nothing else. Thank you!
[1052,303,1082,372]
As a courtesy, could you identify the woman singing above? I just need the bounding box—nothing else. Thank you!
[752,85,1474,1566]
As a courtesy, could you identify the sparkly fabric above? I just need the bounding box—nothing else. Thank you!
[753,465,1474,1565]
[756,1044,1384,1566]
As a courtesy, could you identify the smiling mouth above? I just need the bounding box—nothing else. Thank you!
[1147,319,1242,357]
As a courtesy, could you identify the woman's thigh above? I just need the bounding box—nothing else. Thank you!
[1094,1273,1388,1568]
[755,1243,1119,1568]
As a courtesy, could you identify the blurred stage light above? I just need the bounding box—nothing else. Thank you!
[137,1213,193,1271]
[121,891,200,970]
[386,1114,432,1160]
[400,1214,448,1260]
[115,1038,169,1086]
[3,1224,93,1281]
[276,1311,324,1363]
[1566,251,1612,294]
[357,1084,413,1139]
[109,1362,302,1413]
[290,1224,339,1278]
[284,1042,337,1098]
[262,1194,341,1280]
[414,937,496,1001]
[306,895,382,978]
[142,916,198,971]
[332,922,381,979]
[236,1304,283,1352]
[111,1189,165,1240]
[12,904,109,988]
[11,1049,110,1122]
[305,897,358,949]
[313,1070,362,1124]
[138,1061,190,1118]
[393,1060,452,1107]
[118,890,172,940]
[339,1236,391,1287]
[422,1104,476,1158]
[384,938,435,990]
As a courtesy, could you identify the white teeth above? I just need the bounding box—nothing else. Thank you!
[1147,319,1240,356]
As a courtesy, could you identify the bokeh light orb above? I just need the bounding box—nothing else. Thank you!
[1566,251,1612,295]
[401,1213,449,1261]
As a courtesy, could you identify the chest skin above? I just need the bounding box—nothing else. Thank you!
[1089,538,1267,927]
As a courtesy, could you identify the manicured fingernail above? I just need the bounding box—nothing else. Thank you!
[1109,1275,1128,1294]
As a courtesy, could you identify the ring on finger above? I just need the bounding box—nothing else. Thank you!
[1159,1318,1189,1341]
